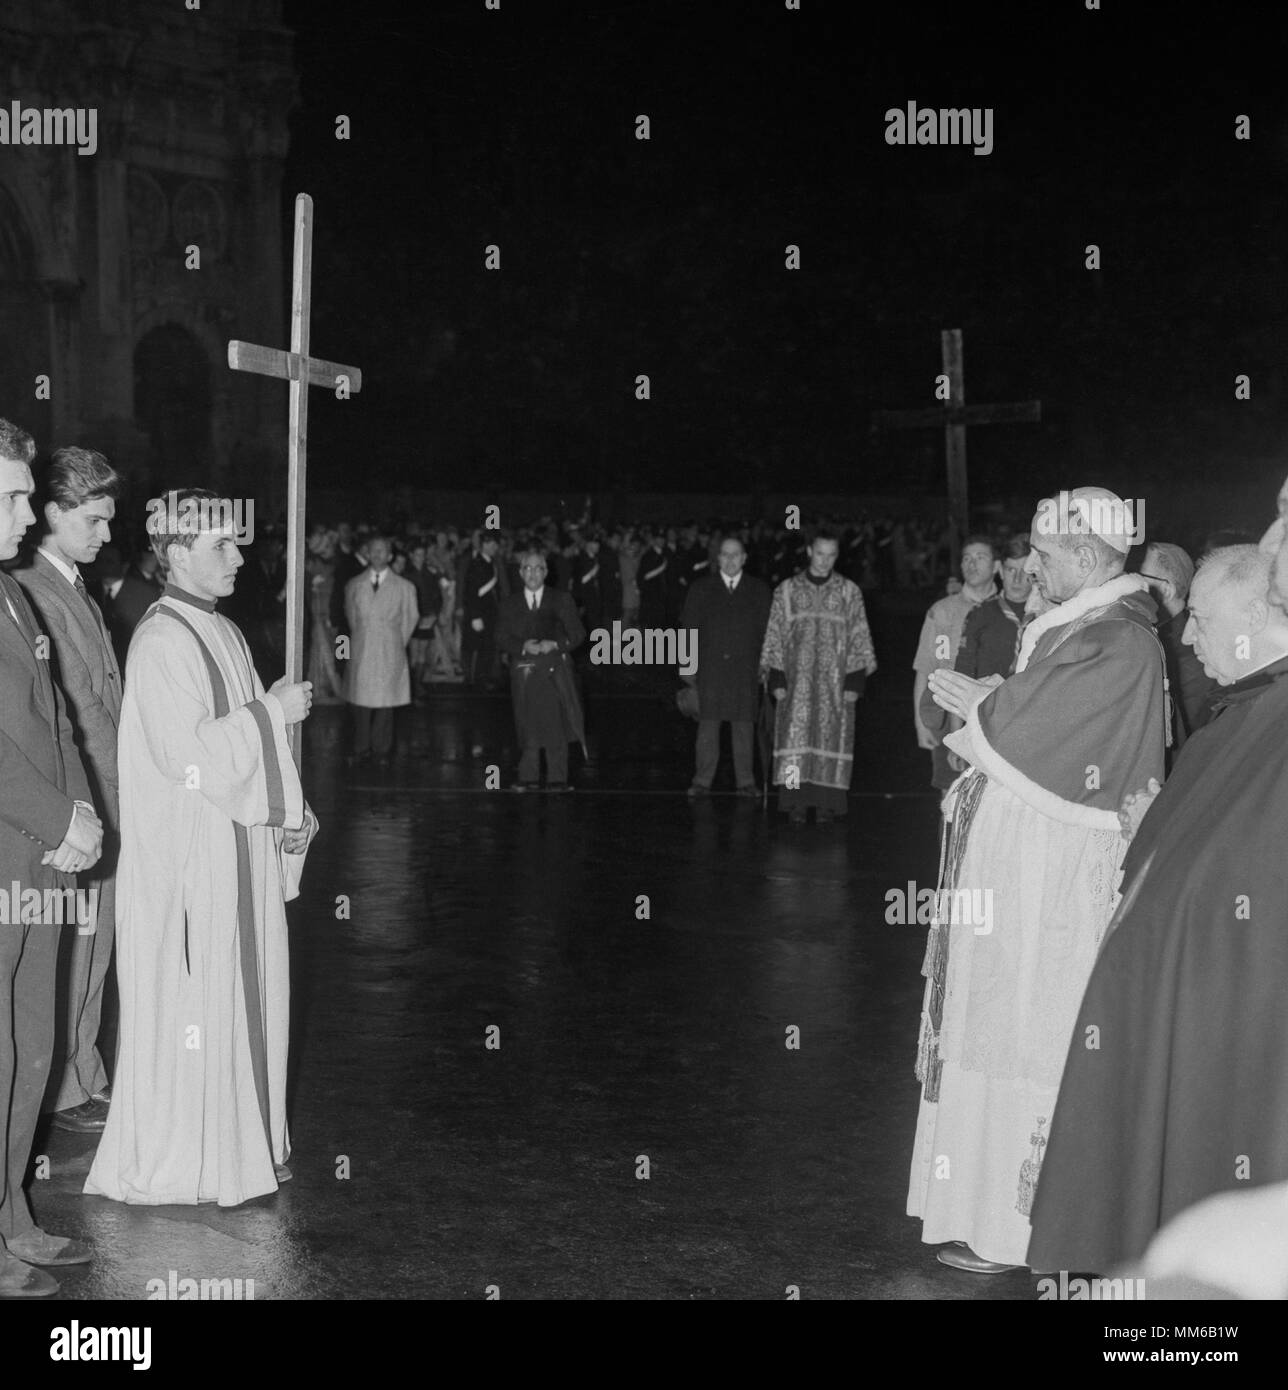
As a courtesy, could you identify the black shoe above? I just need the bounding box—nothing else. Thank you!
[686,783,712,798]
[50,1099,109,1133]
[787,808,806,825]
[512,782,540,793]
[545,782,573,794]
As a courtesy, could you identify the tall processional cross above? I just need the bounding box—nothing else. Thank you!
[872,329,1040,565]
[227,192,363,765]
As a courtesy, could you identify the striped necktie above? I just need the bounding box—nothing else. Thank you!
[74,573,107,632]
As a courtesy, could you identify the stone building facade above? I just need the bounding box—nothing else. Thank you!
[0,0,296,517]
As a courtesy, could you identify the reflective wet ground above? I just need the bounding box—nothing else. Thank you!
[33,601,1038,1300]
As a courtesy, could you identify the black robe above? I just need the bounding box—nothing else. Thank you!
[495,587,587,754]
[1027,652,1288,1273]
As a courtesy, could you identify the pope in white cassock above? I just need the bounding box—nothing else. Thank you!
[86,489,317,1207]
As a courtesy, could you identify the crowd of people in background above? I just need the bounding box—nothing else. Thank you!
[79,506,1265,711]
[225,513,964,698]
[72,503,1271,802]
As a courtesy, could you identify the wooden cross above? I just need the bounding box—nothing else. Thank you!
[227,192,362,764]
[871,329,1040,565]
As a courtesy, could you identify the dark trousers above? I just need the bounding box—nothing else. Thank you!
[694,719,755,788]
[45,866,114,1112]
[1,916,59,1242]
[464,639,499,688]
[519,742,568,784]
[352,705,395,757]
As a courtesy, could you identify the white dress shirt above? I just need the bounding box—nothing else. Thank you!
[38,545,81,588]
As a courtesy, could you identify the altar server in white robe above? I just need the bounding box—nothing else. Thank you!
[85,489,317,1207]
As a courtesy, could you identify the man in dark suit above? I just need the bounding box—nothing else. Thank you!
[675,521,710,602]
[495,550,586,791]
[459,533,504,689]
[0,418,103,1298]
[637,530,671,627]
[569,531,621,632]
[16,447,123,1137]
[102,547,163,668]
[329,521,365,639]
[679,536,772,797]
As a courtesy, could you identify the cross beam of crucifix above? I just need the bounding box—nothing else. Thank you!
[871,329,1040,561]
[227,192,363,765]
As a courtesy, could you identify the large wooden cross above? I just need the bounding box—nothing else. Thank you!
[872,328,1040,564]
[227,192,362,765]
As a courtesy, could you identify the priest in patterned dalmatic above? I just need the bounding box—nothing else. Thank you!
[85,489,318,1207]
[908,488,1167,1271]
[759,531,877,825]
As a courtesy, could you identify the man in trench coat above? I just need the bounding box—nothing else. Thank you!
[344,535,419,766]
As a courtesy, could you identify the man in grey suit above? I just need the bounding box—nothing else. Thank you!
[0,418,103,1298]
[16,447,123,1136]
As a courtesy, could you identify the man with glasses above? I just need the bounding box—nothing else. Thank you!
[496,551,586,792]
[1029,541,1288,1277]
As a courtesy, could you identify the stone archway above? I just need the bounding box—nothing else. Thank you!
[0,182,52,443]
[133,322,212,491]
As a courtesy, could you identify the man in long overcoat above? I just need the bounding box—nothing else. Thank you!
[344,535,418,766]
[495,551,586,791]
[680,537,771,797]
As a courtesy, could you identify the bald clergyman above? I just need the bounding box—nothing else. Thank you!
[1028,543,1288,1274]
[907,487,1168,1272]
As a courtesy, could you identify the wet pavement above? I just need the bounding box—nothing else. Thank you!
[31,598,1040,1300]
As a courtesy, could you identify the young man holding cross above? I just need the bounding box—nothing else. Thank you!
[85,489,318,1207]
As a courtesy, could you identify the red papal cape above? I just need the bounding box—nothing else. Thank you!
[907,573,1166,1264]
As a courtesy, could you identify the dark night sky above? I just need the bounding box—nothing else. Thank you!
[282,0,1288,530]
